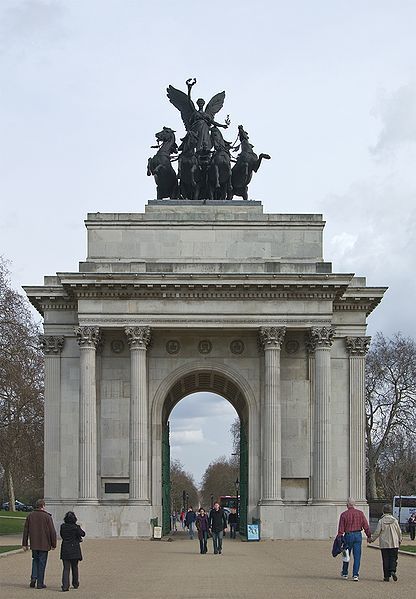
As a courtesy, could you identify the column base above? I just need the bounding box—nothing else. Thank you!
[77,498,99,506]
[258,499,283,506]
[128,498,151,506]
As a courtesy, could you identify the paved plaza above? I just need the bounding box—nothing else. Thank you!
[1,531,415,598]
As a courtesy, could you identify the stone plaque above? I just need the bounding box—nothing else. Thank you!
[111,340,125,354]
[230,340,245,354]
[285,340,299,354]
[166,340,180,354]
[198,339,212,354]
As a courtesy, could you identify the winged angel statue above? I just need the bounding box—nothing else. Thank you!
[147,78,270,201]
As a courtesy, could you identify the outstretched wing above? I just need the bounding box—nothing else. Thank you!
[166,85,194,130]
[205,91,225,119]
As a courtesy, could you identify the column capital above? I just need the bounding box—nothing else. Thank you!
[40,335,64,354]
[258,326,286,351]
[345,336,371,356]
[125,326,151,350]
[307,326,335,351]
[75,326,101,348]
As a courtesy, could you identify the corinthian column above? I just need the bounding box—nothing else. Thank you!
[346,336,371,502]
[40,335,65,501]
[75,326,101,503]
[308,326,334,502]
[125,326,151,503]
[258,326,286,503]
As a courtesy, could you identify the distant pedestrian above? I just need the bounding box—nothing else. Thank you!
[369,504,402,582]
[171,511,178,532]
[22,498,57,589]
[408,512,416,541]
[195,508,210,554]
[228,507,238,539]
[337,498,371,581]
[209,502,227,555]
[180,509,186,529]
[60,511,86,592]
[185,506,196,539]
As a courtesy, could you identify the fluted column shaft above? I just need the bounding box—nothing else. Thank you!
[126,326,151,503]
[308,326,334,502]
[40,335,64,501]
[346,336,371,502]
[259,327,285,503]
[75,326,101,502]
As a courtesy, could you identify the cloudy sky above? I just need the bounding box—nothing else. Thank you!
[1,1,415,483]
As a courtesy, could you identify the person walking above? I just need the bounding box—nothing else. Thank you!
[185,506,196,540]
[337,498,371,581]
[369,504,402,582]
[228,507,238,539]
[22,498,57,589]
[195,508,210,554]
[60,511,86,592]
[209,502,227,555]
[408,512,416,541]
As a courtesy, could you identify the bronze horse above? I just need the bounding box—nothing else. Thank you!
[177,131,200,200]
[207,127,233,201]
[147,127,178,199]
[231,125,270,200]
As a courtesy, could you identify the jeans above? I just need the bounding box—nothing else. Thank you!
[62,559,80,590]
[31,550,48,587]
[188,522,194,539]
[230,523,237,539]
[341,531,363,578]
[381,548,398,579]
[199,531,208,553]
[212,530,223,554]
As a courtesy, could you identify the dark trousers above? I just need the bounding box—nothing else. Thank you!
[62,559,80,590]
[230,523,237,538]
[31,550,48,586]
[380,548,398,579]
[199,531,208,553]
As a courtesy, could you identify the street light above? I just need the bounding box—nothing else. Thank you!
[210,494,214,509]
[234,477,240,514]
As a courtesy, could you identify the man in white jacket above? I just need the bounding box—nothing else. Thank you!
[369,504,402,582]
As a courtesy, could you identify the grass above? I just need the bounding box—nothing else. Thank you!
[0,511,27,519]
[400,545,416,553]
[0,545,21,554]
[0,514,26,535]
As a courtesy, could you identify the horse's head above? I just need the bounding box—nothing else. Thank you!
[238,125,250,142]
[155,127,176,144]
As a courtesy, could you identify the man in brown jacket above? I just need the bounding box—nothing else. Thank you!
[22,498,57,589]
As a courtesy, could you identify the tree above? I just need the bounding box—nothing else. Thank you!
[170,459,199,511]
[365,332,416,500]
[200,456,239,509]
[377,435,416,499]
[0,258,44,509]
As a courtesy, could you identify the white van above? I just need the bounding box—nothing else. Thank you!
[392,496,416,529]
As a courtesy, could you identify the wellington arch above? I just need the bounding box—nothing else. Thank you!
[25,200,387,539]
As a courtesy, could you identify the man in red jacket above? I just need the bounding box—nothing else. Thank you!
[337,498,371,581]
[22,498,57,589]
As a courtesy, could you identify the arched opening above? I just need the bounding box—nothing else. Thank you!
[160,369,249,535]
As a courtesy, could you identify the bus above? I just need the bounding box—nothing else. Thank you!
[392,495,416,529]
[219,495,238,516]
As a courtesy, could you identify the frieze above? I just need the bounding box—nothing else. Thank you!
[74,326,101,348]
[198,339,212,354]
[125,326,152,349]
[345,336,371,356]
[258,327,286,350]
[39,335,65,355]
[166,340,180,354]
[230,340,245,354]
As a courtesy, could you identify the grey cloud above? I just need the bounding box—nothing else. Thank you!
[371,81,416,155]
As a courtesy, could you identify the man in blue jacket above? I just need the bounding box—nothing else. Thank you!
[185,507,196,540]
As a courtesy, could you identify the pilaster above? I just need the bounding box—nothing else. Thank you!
[308,326,334,503]
[346,336,371,502]
[75,326,101,503]
[258,326,286,504]
[125,326,152,503]
[40,335,65,501]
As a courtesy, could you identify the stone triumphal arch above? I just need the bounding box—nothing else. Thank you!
[25,200,386,538]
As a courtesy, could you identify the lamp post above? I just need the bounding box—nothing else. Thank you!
[234,477,240,516]
[210,494,214,509]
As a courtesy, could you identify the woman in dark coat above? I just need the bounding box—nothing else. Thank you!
[195,508,210,554]
[60,511,85,592]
